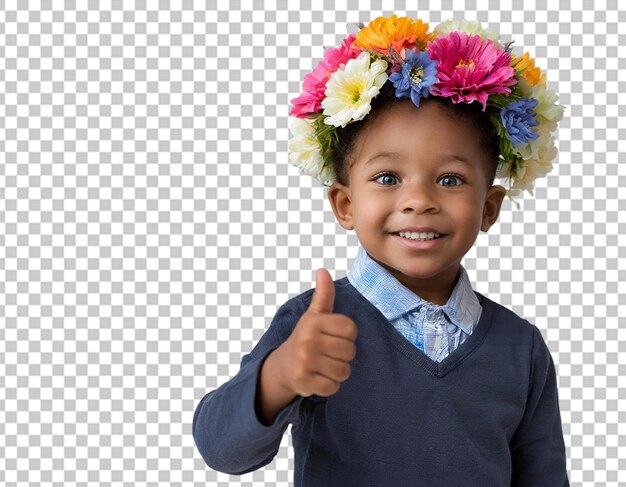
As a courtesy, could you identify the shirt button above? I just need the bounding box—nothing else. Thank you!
[447,323,458,333]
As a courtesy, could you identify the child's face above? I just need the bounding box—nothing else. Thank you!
[327,98,506,305]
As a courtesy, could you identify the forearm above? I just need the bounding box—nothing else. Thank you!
[193,348,300,475]
[193,299,306,475]
[255,347,298,426]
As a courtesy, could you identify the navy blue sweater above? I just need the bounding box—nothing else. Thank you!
[193,276,569,486]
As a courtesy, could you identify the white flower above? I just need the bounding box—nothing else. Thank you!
[288,117,324,175]
[517,74,565,127]
[498,136,557,198]
[288,117,337,186]
[511,123,548,161]
[506,71,563,200]
[318,164,337,186]
[321,51,388,128]
[433,19,502,46]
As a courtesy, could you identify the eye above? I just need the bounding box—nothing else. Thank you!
[439,173,465,186]
[373,172,398,185]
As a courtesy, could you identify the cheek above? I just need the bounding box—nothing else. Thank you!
[450,200,483,226]
[354,193,379,213]
[358,200,387,222]
[352,202,385,232]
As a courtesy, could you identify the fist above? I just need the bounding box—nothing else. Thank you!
[278,268,358,398]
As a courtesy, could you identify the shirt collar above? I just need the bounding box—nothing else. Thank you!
[346,245,481,334]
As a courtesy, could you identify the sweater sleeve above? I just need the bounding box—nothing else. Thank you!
[510,324,570,486]
[192,297,307,475]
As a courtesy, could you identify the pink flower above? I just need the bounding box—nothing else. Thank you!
[289,34,361,117]
[427,31,516,111]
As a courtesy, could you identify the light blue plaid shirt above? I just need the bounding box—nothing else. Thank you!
[347,245,482,363]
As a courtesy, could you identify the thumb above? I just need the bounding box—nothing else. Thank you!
[308,268,335,314]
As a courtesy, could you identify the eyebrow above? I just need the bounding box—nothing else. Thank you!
[363,151,402,166]
[363,151,474,167]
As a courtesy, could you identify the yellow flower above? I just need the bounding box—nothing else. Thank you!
[511,52,541,86]
[321,51,388,128]
[354,14,434,55]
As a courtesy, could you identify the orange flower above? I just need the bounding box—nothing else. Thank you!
[511,52,541,86]
[354,14,434,56]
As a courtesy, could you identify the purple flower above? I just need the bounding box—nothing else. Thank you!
[389,48,438,108]
[500,97,540,146]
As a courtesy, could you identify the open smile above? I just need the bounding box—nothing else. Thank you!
[391,232,447,250]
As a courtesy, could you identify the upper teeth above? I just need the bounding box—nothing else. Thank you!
[398,231,440,240]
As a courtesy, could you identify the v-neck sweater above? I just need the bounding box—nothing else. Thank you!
[193,276,570,486]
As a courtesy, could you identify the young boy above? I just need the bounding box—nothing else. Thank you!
[193,14,569,485]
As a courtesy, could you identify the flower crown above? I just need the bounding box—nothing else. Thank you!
[288,15,565,208]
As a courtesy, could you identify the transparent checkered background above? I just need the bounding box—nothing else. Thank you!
[0,0,623,485]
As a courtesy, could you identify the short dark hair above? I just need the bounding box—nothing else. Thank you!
[328,82,500,188]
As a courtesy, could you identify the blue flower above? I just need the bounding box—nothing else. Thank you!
[500,97,540,146]
[389,48,438,108]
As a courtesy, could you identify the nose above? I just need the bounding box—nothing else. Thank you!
[399,179,439,213]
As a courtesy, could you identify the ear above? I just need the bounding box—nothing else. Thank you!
[327,181,355,231]
[481,185,507,232]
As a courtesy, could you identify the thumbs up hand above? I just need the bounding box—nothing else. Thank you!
[275,268,358,398]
